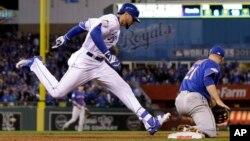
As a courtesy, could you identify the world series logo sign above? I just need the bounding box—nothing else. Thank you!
[0,112,21,131]
[230,125,250,141]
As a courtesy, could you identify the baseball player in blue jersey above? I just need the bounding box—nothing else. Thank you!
[175,45,230,137]
[16,3,170,135]
[62,85,88,131]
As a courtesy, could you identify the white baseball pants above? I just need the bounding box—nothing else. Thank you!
[30,49,143,114]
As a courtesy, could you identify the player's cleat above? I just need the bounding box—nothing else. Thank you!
[148,113,171,135]
[61,125,67,131]
[177,124,203,134]
[16,56,42,69]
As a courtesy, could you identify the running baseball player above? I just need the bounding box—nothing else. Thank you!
[62,85,88,131]
[16,3,170,135]
[175,45,230,137]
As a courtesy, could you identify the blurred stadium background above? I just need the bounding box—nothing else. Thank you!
[0,0,249,138]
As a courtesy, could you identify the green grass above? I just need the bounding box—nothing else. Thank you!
[0,131,229,141]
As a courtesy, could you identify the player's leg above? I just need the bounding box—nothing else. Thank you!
[175,91,188,115]
[63,106,80,130]
[17,57,90,98]
[190,102,216,137]
[77,107,86,131]
[96,64,170,135]
[185,92,216,137]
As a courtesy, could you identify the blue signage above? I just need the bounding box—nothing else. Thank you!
[117,18,250,61]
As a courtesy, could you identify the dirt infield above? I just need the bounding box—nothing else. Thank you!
[0,131,229,141]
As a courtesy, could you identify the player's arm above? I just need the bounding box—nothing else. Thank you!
[52,21,88,48]
[204,68,230,110]
[90,22,109,54]
[70,92,82,109]
[90,20,121,71]
[89,18,112,54]
[64,21,88,40]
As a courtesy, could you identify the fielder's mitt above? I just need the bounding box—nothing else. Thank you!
[85,107,90,116]
[212,105,229,124]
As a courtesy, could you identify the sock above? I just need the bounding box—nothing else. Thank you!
[136,107,155,129]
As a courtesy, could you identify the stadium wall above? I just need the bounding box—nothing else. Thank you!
[141,84,250,108]
[0,107,249,131]
[7,0,124,24]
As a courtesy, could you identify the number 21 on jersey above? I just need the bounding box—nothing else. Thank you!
[184,65,198,80]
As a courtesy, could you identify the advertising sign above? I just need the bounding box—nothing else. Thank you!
[49,112,143,131]
[141,84,250,101]
[0,112,21,131]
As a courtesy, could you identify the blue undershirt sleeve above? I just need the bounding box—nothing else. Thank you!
[64,23,87,40]
[204,67,219,86]
[204,75,215,86]
[90,23,109,54]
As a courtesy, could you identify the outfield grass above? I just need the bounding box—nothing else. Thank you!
[0,131,229,141]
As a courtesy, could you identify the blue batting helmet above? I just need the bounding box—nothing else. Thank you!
[118,3,140,22]
[210,45,225,57]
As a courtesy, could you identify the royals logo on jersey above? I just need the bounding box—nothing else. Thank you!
[104,31,119,47]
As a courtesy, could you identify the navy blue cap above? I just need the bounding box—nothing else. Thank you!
[210,45,225,57]
[118,3,140,22]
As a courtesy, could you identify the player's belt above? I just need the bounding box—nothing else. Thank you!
[178,90,190,95]
[86,52,104,62]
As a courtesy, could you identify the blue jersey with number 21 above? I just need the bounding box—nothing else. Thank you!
[179,59,221,100]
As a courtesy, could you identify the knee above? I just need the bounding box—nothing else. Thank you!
[50,89,65,99]
[50,93,62,99]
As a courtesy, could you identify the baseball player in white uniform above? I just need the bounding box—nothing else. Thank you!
[62,85,88,131]
[16,3,170,135]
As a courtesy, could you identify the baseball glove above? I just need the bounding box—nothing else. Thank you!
[85,107,90,116]
[212,105,229,124]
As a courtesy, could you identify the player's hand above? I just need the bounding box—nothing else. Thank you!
[77,105,82,109]
[209,97,217,108]
[215,99,230,110]
[85,107,90,116]
[52,36,67,49]
[104,51,121,71]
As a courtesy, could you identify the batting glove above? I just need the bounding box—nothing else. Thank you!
[52,36,68,49]
[105,51,121,71]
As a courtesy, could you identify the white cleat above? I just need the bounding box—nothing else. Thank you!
[157,112,171,125]
[148,112,171,135]
[16,56,42,69]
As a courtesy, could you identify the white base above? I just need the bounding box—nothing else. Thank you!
[168,131,205,139]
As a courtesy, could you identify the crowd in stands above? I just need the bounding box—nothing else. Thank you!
[1,32,250,107]
[123,61,250,85]
[0,32,143,107]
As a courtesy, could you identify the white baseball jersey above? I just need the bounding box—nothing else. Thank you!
[68,14,120,68]
[30,13,143,115]
[82,14,120,56]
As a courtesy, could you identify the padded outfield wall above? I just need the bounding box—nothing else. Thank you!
[0,107,160,131]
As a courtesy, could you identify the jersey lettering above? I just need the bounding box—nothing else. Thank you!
[184,66,198,80]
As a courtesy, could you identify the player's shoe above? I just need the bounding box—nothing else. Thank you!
[148,113,171,135]
[16,56,42,69]
[177,124,202,134]
[61,125,67,131]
